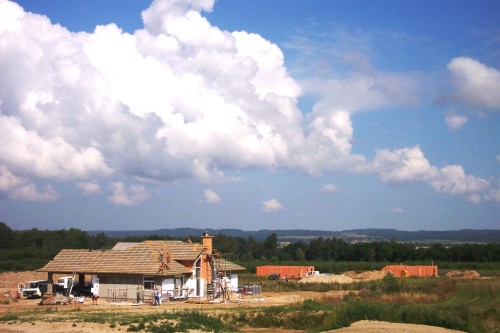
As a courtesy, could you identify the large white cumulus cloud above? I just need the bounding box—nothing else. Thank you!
[374,146,490,202]
[0,0,492,204]
[441,57,500,132]
[0,0,303,184]
[447,57,500,111]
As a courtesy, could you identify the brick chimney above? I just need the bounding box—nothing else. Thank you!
[201,231,213,254]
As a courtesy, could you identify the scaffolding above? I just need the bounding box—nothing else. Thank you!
[205,250,233,301]
[107,288,128,302]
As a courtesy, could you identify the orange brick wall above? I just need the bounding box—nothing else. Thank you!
[382,265,438,277]
[256,265,315,279]
[201,235,213,283]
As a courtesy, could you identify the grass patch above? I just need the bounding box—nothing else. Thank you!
[0,314,19,322]
[378,292,439,303]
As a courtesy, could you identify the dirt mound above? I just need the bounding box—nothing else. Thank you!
[298,274,354,284]
[342,270,388,280]
[0,271,47,290]
[445,270,480,279]
[324,320,466,332]
[342,271,358,278]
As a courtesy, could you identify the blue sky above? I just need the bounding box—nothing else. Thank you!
[1,0,499,231]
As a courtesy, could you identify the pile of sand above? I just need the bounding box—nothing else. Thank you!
[325,320,466,332]
[445,270,480,279]
[342,271,358,278]
[298,274,354,284]
[342,270,388,280]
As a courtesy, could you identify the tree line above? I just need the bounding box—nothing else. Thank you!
[0,222,499,272]
[211,232,500,263]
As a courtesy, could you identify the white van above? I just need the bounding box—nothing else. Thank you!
[23,280,49,298]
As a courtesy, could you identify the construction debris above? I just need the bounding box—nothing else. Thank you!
[0,293,18,304]
[39,293,73,305]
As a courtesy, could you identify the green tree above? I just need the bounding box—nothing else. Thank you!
[263,233,278,259]
[247,236,264,260]
[213,233,239,254]
[295,247,306,261]
[0,222,14,249]
[91,232,109,249]
[306,237,323,261]
[240,250,253,262]
[375,241,393,261]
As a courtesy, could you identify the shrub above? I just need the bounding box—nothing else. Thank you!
[381,272,401,293]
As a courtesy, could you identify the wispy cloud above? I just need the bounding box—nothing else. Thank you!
[320,183,339,193]
[77,181,101,196]
[391,207,404,214]
[445,111,468,131]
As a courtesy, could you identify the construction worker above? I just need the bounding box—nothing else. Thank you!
[221,275,228,299]
[153,288,159,306]
[136,285,142,304]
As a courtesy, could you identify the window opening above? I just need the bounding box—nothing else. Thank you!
[143,276,155,290]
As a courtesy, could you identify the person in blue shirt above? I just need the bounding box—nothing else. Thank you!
[153,287,159,306]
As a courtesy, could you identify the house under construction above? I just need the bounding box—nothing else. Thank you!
[38,232,245,302]
[382,264,438,277]
[256,265,315,279]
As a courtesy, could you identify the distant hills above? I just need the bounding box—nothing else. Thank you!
[88,228,500,244]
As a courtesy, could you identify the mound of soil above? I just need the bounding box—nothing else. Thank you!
[342,270,388,280]
[298,274,354,284]
[325,320,466,332]
[445,270,480,279]
[0,271,47,290]
[342,271,358,278]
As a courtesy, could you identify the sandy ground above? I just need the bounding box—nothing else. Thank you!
[0,320,467,333]
[0,271,466,332]
[0,319,467,333]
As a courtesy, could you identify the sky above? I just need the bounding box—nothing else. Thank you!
[0,0,499,232]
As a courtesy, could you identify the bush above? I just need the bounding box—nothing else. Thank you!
[381,272,401,293]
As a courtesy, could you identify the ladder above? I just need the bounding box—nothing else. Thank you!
[65,266,78,301]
